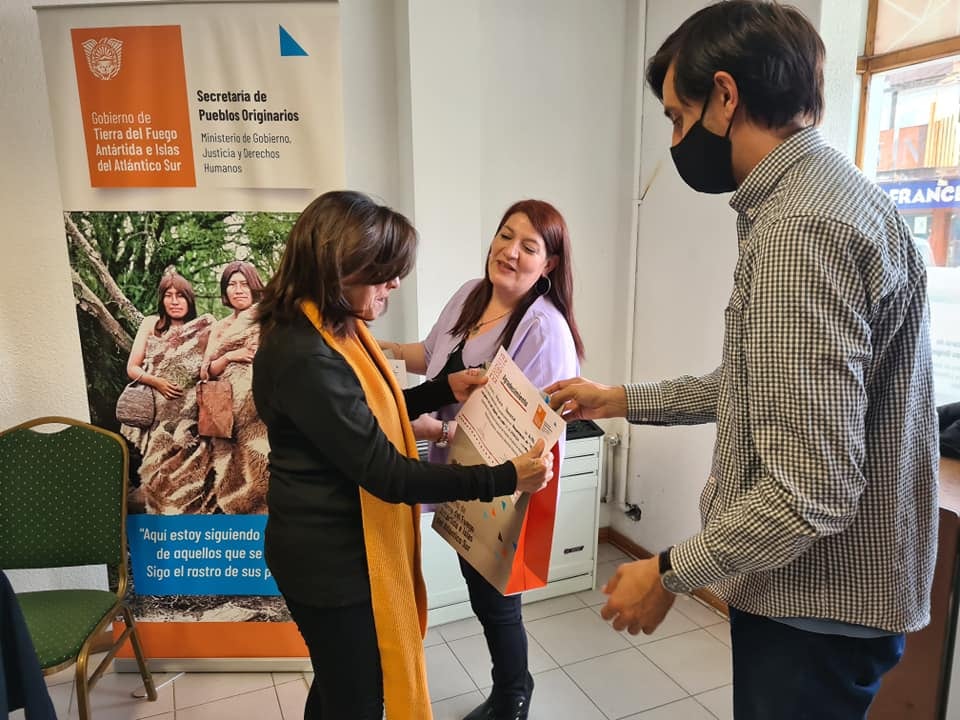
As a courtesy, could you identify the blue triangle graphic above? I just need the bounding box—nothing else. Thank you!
[279,25,308,56]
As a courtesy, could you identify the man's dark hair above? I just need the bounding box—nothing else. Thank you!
[646,0,825,128]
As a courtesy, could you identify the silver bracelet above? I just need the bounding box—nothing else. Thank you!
[435,420,450,448]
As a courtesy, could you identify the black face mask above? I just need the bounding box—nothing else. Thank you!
[669,95,737,194]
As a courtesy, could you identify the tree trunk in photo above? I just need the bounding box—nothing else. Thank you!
[64,213,143,333]
[72,270,133,353]
[72,270,132,431]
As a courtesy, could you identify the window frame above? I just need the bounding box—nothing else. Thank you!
[854,0,960,169]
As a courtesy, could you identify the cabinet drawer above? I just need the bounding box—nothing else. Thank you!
[562,453,599,477]
[548,487,597,581]
[560,471,598,492]
[566,437,601,459]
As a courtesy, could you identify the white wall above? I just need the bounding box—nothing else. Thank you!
[621,0,737,552]
[0,0,103,593]
[396,1,638,533]
[2,0,638,590]
[0,2,89,438]
[342,0,417,343]
[815,0,866,157]
[399,0,637,526]
[3,0,867,590]
[1,0,420,592]
[616,0,866,552]
[402,0,635,382]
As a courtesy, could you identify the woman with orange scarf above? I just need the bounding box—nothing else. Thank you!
[252,191,554,720]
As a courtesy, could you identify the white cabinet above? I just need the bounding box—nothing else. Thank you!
[421,434,603,626]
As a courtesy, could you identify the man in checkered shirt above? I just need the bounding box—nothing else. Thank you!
[548,2,938,717]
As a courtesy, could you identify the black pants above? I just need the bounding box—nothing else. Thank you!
[283,595,383,720]
[459,555,529,699]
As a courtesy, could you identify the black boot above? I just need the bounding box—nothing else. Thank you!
[462,674,534,720]
[462,695,495,720]
[493,693,531,720]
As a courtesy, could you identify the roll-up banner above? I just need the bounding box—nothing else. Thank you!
[35,0,345,669]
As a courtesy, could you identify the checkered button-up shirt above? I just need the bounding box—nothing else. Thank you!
[627,128,939,633]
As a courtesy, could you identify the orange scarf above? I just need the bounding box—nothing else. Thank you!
[301,301,431,719]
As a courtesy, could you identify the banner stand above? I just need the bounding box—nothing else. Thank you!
[35,0,345,669]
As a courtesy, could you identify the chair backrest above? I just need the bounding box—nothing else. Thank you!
[0,417,126,570]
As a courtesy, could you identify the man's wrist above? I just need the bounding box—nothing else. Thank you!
[658,547,673,575]
[668,535,724,593]
[623,383,664,424]
[658,546,692,594]
[611,386,628,418]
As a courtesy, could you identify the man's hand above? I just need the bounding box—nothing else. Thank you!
[600,557,675,635]
[447,368,488,403]
[545,377,628,421]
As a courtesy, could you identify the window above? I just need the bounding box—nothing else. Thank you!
[857,1,960,405]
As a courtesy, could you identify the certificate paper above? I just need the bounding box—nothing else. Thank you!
[432,347,564,593]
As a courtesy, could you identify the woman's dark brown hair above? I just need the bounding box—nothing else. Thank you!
[154,271,198,336]
[220,260,265,308]
[450,199,584,359]
[257,191,417,340]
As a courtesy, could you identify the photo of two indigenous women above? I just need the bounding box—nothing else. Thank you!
[66,209,296,622]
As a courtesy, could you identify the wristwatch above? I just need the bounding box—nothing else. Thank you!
[658,547,689,594]
[435,420,450,448]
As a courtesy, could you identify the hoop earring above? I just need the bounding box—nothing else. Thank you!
[535,275,551,296]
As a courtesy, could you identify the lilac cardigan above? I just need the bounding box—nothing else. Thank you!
[422,279,579,466]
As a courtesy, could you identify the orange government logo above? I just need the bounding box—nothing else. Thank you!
[81,37,123,80]
[533,404,546,430]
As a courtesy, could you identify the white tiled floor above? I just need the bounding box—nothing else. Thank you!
[18,543,733,719]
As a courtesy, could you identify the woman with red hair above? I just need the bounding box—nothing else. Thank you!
[381,199,583,720]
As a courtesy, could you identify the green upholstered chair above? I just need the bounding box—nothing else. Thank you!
[0,417,157,719]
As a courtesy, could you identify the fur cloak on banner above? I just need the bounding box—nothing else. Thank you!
[122,314,215,514]
[204,306,269,514]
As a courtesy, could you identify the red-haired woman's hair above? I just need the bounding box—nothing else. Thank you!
[451,199,584,359]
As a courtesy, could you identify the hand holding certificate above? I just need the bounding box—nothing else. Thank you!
[508,439,554,494]
[432,347,565,594]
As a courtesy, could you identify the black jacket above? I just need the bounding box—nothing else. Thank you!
[1,571,56,719]
[252,315,516,607]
